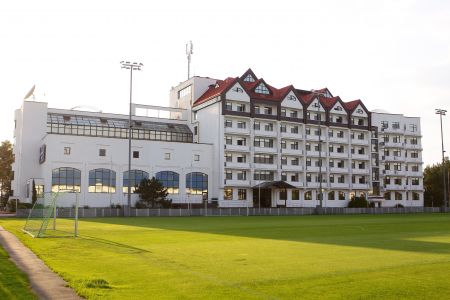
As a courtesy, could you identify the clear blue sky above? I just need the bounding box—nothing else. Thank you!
[1,0,449,166]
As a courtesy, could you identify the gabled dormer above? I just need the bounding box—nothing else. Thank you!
[254,81,271,95]
[241,68,258,83]
[306,97,326,122]
[225,82,250,102]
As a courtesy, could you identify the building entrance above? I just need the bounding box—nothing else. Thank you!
[253,188,272,208]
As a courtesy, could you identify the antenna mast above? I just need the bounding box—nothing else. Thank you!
[186,41,193,79]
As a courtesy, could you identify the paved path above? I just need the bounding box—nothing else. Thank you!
[0,226,82,300]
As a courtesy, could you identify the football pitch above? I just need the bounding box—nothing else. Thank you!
[1,213,450,299]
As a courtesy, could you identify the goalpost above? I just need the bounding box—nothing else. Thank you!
[23,191,79,238]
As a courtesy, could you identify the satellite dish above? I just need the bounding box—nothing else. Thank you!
[24,85,35,100]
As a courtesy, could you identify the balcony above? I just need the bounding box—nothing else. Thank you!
[305,135,324,141]
[253,163,278,170]
[224,179,250,187]
[351,139,369,145]
[254,129,277,137]
[406,184,424,191]
[281,148,303,156]
[224,144,250,152]
[406,170,423,177]
[384,141,403,148]
[253,146,277,154]
[224,162,250,169]
[224,127,250,135]
[351,168,370,175]
[329,136,348,144]
[306,182,326,188]
[329,167,348,173]
[281,164,304,172]
[305,166,328,172]
[352,183,370,190]
[284,180,304,188]
[305,151,327,157]
[404,143,422,150]
[384,184,407,191]
[281,131,303,140]
[329,152,349,159]
[405,157,422,163]
[331,183,350,189]
[351,153,370,160]
[382,155,404,162]
[383,170,406,176]
[379,127,403,134]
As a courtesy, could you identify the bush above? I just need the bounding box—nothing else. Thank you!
[394,204,404,208]
[347,197,371,208]
[18,203,33,209]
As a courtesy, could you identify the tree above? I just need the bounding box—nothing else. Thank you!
[135,177,171,208]
[0,141,13,207]
[347,196,372,208]
[424,159,450,207]
[32,179,37,205]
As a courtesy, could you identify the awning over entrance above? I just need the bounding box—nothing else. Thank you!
[252,181,297,189]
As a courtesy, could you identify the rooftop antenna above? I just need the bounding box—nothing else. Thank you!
[24,85,35,100]
[186,40,193,79]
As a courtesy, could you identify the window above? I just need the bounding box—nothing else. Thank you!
[291,158,299,166]
[329,130,334,137]
[156,171,179,194]
[338,191,346,200]
[194,154,200,161]
[236,103,246,112]
[291,126,299,134]
[411,151,419,158]
[224,188,233,200]
[337,131,344,138]
[99,148,106,156]
[291,142,299,150]
[225,136,232,145]
[225,171,232,180]
[233,87,244,93]
[254,138,273,148]
[264,123,274,131]
[244,74,255,82]
[412,178,420,185]
[225,153,232,162]
[123,170,149,193]
[253,121,260,130]
[305,191,312,200]
[254,105,260,114]
[281,156,287,165]
[225,120,232,128]
[52,167,81,192]
[88,168,116,193]
[64,147,71,155]
[409,124,417,132]
[280,189,287,200]
[253,171,274,181]
[394,178,402,185]
[306,173,311,182]
[238,189,247,200]
[384,192,391,200]
[306,143,311,151]
[292,190,300,200]
[356,109,363,114]
[264,107,272,115]
[236,138,246,146]
[395,192,402,200]
[237,155,246,163]
[287,95,296,101]
[280,124,286,132]
[133,151,139,158]
[281,172,287,181]
[291,173,299,182]
[392,122,400,129]
[186,172,208,195]
[225,102,232,111]
[281,140,286,149]
[328,191,335,200]
[237,171,246,180]
[255,83,270,94]
[254,154,274,164]
[178,85,192,98]
[411,137,418,145]
[381,121,388,129]
[393,135,401,143]
[280,108,286,117]
[237,121,246,129]
[290,111,298,118]
[164,153,171,160]
[412,192,420,200]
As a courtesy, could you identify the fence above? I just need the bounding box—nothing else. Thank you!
[15,206,448,218]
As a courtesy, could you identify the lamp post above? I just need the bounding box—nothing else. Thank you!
[120,61,143,216]
[435,109,447,208]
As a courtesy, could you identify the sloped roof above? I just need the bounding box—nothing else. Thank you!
[193,77,237,107]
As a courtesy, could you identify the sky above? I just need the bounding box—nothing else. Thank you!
[1,0,449,166]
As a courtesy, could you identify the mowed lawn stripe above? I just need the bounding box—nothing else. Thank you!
[1,214,449,299]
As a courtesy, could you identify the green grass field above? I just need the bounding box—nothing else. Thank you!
[1,214,450,299]
[0,244,36,299]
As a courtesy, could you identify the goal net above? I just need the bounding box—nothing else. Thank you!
[23,191,79,238]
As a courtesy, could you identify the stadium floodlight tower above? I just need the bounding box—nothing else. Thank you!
[435,108,447,208]
[120,61,143,216]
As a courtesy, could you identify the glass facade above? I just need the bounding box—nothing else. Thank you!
[52,167,81,192]
[155,171,179,194]
[89,168,116,193]
[186,172,208,195]
[123,170,149,193]
[47,114,193,143]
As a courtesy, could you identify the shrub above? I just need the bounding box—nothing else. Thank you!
[347,197,371,208]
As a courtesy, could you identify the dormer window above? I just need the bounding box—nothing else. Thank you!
[334,106,342,111]
[255,83,270,95]
[312,103,320,108]
[356,108,363,114]
[244,74,255,82]
[233,87,244,93]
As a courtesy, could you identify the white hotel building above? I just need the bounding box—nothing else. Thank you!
[11,69,424,208]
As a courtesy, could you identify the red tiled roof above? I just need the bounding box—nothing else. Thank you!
[193,69,368,112]
[193,77,237,107]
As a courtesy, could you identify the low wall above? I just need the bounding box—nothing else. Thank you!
[15,206,448,218]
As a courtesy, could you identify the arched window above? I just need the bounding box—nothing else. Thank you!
[395,192,402,200]
[88,168,116,193]
[186,172,208,195]
[155,171,179,194]
[384,192,391,200]
[52,167,81,192]
[328,191,335,200]
[412,192,420,200]
[304,191,312,200]
[123,170,149,193]
[338,191,346,200]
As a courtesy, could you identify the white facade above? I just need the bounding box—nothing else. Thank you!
[11,69,423,208]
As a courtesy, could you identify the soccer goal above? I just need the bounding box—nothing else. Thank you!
[23,191,80,238]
